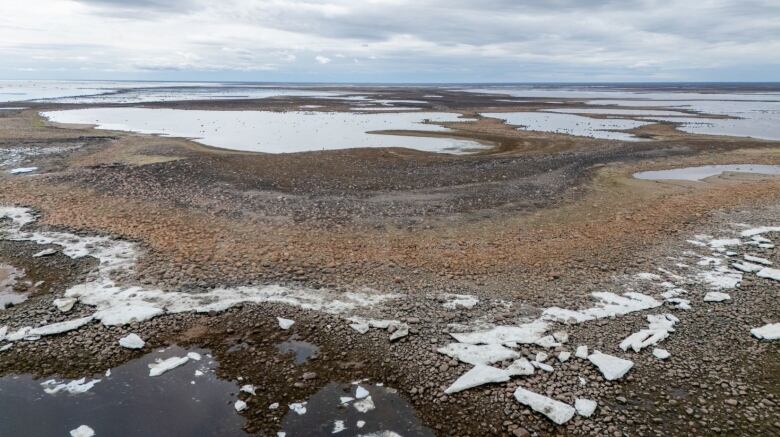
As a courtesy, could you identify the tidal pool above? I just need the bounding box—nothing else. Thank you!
[634,164,780,181]
[281,382,433,436]
[0,346,245,436]
[276,338,320,364]
[41,108,484,154]
[481,111,648,141]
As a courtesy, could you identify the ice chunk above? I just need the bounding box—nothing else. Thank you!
[506,358,535,376]
[42,377,100,395]
[666,298,691,310]
[187,352,201,361]
[70,425,95,437]
[636,272,662,281]
[744,255,772,266]
[558,351,571,362]
[355,386,370,399]
[449,322,549,345]
[588,351,634,381]
[356,420,365,428]
[9,167,38,174]
[269,402,279,410]
[277,317,295,330]
[653,348,670,359]
[118,333,145,349]
[535,352,548,362]
[240,384,256,395]
[290,402,307,415]
[442,294,478,309]
[532,361,554,372]
[575,345,588,359]
[552,331,569,343]
[757,267,780,281]
[353,396,375,413]
[234,400,247,412]
[53,297,77,312]
[751,323,780,340]
[33,248,57,257]
[340,396,354,404]
[619,314,678,352]
[741,226,780,237]
[332,420,346,433]
[444,365,511,394]
[513,387,575,425]
[732,261,763,273]
[437,343,519,365]
[535,335,562,348]
[148,356,189,376]
[704,292,731,302]
[389,323,409,341]
[575,398,597,417]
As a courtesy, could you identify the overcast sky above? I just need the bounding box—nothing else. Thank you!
[1,0,778,82]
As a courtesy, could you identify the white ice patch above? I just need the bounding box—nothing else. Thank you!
[53,297,76,312]
[442,293,478,309]
[449,322,549,345]
[575,398,597,417]
[732,261,763,273]
[9,167,38,174]
[744,255,772,266]
[41,377,101,395]
[5,315,94,342]
[513,387,576,425]
[69,425,95,437]
[33,248,57,257]
[543,292,661,324]
[277,317,295,330]
[588,351,634,381]
[289,402,307,415]
[240,384,256,395]
[234,400,247,412]
[757,267,780,281]
[353,396,375,413]
[740,226,780,237]
[750,323,780,340]
[148,356,189,376]
[506,358,535,376]
[355,386,369,399]
[619,314,678,352]
[332,420,346,434]
[0,206,401,337]
[703,292,731,302]
[437,343,519,365]
[696,268,741,290]
[118,333,145,349]
[444,364,511,394]
[653,348,671,359]
[575,345,589,359]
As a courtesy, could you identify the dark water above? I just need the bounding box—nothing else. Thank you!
[276,338,320,364]
[0,346,245,436]
[281,382,434,437]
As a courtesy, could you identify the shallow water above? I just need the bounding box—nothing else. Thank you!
[0,346,245,436]
[544,108,690,116]
[481,111,648,141]
[42,108,484,154]
[276,338,320,364]
[281,382,433,436]
[0,264,26,309]
[634,164,780,181]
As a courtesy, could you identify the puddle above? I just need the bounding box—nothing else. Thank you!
[0,263,26,309]
[482,111,648,141]
[634,164,780,181]
[281,382,434,437]
[41,108,485,154]
[276,338,320,364]
[0,346,245,436]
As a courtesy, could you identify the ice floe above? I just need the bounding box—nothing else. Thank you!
[575,398,598,417]
[703,292,731,302]
[444,364,511,394]
[449,322,549,345]
[750,323,780,340]
[543,292,661,323]
[332,420,346,433]
[588,351,634,381]
[437,343,519,365]
[118,333,145,349]
[619,314,678,352]
[353,396,376,413]
[289,402,308,415]
[355,386,370,399]
[234,400,247,412]
[513,388,576,425]
[41,377,100,395]
[69,425,95,437]
[148,355,189,376]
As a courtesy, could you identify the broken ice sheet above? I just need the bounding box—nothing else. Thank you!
[444,364,511,394]
[441,293,478,309]
[588,351,634,381]
[514,387,575,425]
[751,323,780,340]
[619,314,678,352]
[41,377,100,395]
[437,342,519,365]
[148,355,190,376]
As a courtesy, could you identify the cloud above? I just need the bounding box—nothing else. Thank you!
[0,0,778,81]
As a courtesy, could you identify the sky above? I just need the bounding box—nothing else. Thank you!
[1,0,779,83]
